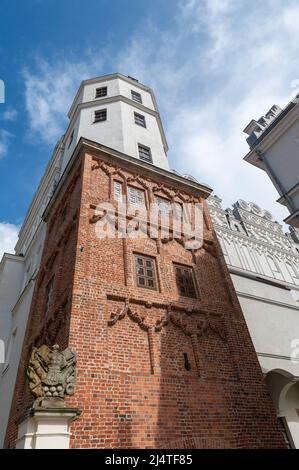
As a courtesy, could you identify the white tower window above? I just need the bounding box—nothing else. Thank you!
[131,90,142,104]
[134,112,146,128]
[138,144,152,163]
[95,86,107,98]
[94,109,107,123]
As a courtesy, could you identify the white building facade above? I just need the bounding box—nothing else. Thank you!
[244,96,299,227]
[0,73,170,448]
[208,195,299,448]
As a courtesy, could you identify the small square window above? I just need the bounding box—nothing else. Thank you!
[134,112,146,128]
[95,86,107,98]
[134,255,157,290]
[128,186,145,207]
[174,265,197,299]
[138,144,152,163]
[131,90,142,103]
[94,109,107,122]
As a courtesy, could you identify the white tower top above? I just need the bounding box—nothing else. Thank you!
[61,73,169,172]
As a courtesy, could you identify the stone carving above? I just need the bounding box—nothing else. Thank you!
[27,344,76,408]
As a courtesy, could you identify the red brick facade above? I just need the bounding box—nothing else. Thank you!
[5,141,286,448]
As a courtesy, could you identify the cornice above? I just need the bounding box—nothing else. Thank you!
[244,100,299,167]
[43,137,213,222]
[215,224,299,260]
[68,73,157,119]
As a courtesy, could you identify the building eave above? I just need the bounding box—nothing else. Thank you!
[43,137,213,222]
[244,99,299,169]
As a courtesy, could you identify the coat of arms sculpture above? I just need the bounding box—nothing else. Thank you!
[27,344,77,408]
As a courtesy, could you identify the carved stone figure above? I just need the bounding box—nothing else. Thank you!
[27,344,76,408]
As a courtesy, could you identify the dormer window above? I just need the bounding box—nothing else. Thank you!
[95,86,107,98]
[94,109,107,123]
[131,90,142,104]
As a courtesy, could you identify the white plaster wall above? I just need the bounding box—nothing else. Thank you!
[75,100,124,154]
[0,257,24,348]
[0,224,46,448]
[118,79,155,110]
[231,273,299,373]
[82,78,120,104]
[264,120,299,192]
[120,101,169,169]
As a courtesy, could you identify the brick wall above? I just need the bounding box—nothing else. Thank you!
[4,144,286,448]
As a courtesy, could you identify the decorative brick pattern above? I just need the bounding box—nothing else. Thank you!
[4,145,286,448]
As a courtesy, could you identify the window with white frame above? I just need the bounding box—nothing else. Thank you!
[128,186,145,207]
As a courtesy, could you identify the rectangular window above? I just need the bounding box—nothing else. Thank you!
[68,129,74,148]
[138,144,152,163]
[134,112,146,128]
[131,90,142,103]
[156,196,171,215]
[45,277,54,315]
[135,255,157,290]
[128,186,145,207]
[114,181,123,202]
[94,109,107,122]
[95,86,107,98]
[174,265,197,298]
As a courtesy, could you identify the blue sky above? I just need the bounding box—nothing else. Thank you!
[1,0,299,256]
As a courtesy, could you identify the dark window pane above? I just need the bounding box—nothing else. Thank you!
[174,265,197,298]
[135,255,157,290]
[131,90,142,103]
[95,86,107,98]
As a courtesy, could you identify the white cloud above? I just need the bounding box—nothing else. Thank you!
[0,222,19,260]
[0,129,14,158]
[23,56,105,144]
[21,0,299,226]
[1,108,17,122]
[117,0,299,225]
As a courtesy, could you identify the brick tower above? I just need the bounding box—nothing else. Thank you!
[4,74,286,448]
